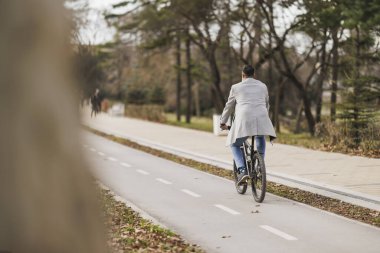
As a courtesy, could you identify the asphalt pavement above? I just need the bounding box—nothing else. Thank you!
[83,131,380,253]
[82,110,380,211]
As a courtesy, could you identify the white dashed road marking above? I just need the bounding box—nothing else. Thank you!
[214,204,240,215]
[120,162,131,168]
[260,225,298,241]
[156,178,172,185]
[108,157,118,162]
[181,189,201,198]
[87,142,302,244]
[137,169,149,175]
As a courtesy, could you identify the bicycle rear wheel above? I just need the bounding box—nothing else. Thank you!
[233,161,247,194]
[251,153,266,202]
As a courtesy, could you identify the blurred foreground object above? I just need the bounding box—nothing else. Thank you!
[0,1,107,252]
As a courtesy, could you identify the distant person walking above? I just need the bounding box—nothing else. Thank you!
[220,65,276,184]
[90,88,102,117]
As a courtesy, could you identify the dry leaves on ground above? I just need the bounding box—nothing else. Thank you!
[100,189,203,253]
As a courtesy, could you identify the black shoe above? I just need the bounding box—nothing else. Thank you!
[237,170,249,185]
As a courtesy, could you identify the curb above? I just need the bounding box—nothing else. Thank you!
[97,181,169,229]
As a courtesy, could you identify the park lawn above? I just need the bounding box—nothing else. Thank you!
[165,113,214,132]
[165,113,320,149]
[276,132,321,149]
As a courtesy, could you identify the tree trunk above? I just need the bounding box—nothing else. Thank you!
[315,30,328,123]
[267,0,274,118]
[0,1,107,252]
[185,36,192,123]
[353,26,361,146]
[194,83,201,117]
[254,2,263,63]
[274,79,285,133]
[278,44,315,135]
[268,29,274,121]
[302,90,315,134]
[286,71,316,135]
[175,32,182,122]
[330,28,339,122]
[227,34,233,95]
[208,53,226,113]
[295,101,304,133]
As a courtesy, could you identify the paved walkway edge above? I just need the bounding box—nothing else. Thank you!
[85,124,380,212]
[98,181,169,229]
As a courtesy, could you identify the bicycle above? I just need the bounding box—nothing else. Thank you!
[229,131,267,203]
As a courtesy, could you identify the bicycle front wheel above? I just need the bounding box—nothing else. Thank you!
[233,161,247,194]
[251,153,266,203]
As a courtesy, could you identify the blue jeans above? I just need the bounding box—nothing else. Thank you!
[231,136,266,169]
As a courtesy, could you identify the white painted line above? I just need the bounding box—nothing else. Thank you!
[260,225,298,241]
[181,189,201,198]
[108,157,118,162]
[156,178,172,185]
[214,204,240,215]
[120,162,131,168]
[136,169,149,175]
[98,152,105,156]
[90,148,96,152]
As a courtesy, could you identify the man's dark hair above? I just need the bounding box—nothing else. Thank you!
[242,65,255,77]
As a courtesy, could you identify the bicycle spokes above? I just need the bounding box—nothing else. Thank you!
[251,154,266,203]
[233,141,266,203]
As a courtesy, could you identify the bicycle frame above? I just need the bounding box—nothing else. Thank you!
[229,115,259,179]
[229,115,267,202]
[242,136,257,178]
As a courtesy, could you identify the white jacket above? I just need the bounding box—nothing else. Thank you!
[220,78,276,146]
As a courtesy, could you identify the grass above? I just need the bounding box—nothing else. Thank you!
[164,113,379,158]
[165,113,321,148]
[87,126,380,228]
[165,113,214,132]
[276,132,321,149]
[101,188,203,252]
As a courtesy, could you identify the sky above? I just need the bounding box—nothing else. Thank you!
[78,0,308,53]
[77,0,123,44]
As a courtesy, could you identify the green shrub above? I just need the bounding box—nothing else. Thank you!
[150,86,166,105]
[126,88,147,105]
[315,120,380,156]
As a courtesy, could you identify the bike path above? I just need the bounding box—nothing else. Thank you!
[83,132,380,253]
[82,110,380,211]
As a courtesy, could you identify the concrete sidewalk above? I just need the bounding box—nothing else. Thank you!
[82,110,380,211]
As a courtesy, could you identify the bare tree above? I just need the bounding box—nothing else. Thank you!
[258,1,317,135]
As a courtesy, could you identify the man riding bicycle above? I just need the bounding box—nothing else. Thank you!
[220,65,276,185]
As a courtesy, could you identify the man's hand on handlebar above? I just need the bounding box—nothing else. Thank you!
[220,123,229,130]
